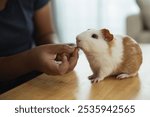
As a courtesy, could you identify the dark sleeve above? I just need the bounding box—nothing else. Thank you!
[34,0,50,11]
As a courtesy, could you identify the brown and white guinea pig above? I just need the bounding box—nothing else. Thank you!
[76,28,142,83]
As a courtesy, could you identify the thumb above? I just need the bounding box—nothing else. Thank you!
[50,44,75,54]
[67,47,79,72]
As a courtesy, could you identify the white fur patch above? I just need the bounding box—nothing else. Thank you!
[110,35,124,72]
[77,29,124,80]
[87,35,124,78]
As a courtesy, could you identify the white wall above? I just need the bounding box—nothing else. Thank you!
[52,0,139,43]
[98,0,139,34]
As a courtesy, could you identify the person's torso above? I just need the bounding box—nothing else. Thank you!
[0,0,36,56]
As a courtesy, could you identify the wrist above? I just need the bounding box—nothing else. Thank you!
[25,49,36,71]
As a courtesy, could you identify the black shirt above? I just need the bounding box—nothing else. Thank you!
[0,0,49,56]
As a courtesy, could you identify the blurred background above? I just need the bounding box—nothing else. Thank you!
[51,0,140,43]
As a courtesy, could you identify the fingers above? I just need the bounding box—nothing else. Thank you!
[55,53,70,61]
[58,54,69,75]
[65,43,76,47]
[55,54,62,61]
[44,46,79,75]
[67,47,79,72]
[56,48,79,74]
[45,55,69,75]
[51,47,79,74]
[49,44,75,54]
[44,60,60,75]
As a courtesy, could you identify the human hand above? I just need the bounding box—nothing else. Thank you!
[53,43,79,73]
[65,47,79,73]
[28,44,79,75]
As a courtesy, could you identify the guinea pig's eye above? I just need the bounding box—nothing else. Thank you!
[91,34,98,39]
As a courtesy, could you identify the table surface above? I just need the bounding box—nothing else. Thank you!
[0,44,150,100]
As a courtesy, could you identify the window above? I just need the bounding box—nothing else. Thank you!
[52,0,139,43]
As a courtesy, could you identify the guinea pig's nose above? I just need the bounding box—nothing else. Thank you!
[76,36,81,43]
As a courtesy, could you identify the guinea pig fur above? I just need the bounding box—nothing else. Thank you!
[76,28,142,83]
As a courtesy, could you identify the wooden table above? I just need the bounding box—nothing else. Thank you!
[0,44,150,100]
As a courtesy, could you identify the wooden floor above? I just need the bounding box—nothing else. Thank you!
[0,44,150,100]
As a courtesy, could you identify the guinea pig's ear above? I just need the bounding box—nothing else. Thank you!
[101,29,114,42]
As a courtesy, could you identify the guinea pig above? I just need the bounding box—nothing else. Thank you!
[76,28,142,83]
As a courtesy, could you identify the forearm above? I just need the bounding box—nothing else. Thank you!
[34,2,59,45]
[0,50,33,81]
[35,32,59,45]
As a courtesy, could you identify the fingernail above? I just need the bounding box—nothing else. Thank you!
[66,45,74,48]
[68,43,76,47]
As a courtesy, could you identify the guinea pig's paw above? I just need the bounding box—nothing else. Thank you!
[91,77,103,84]
[88,74,96,80]
[116,74,130,80]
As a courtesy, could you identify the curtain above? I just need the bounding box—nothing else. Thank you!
[52,0,139,43]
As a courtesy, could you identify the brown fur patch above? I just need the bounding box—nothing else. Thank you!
[114,37,142,75]
[101,29,115,55]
